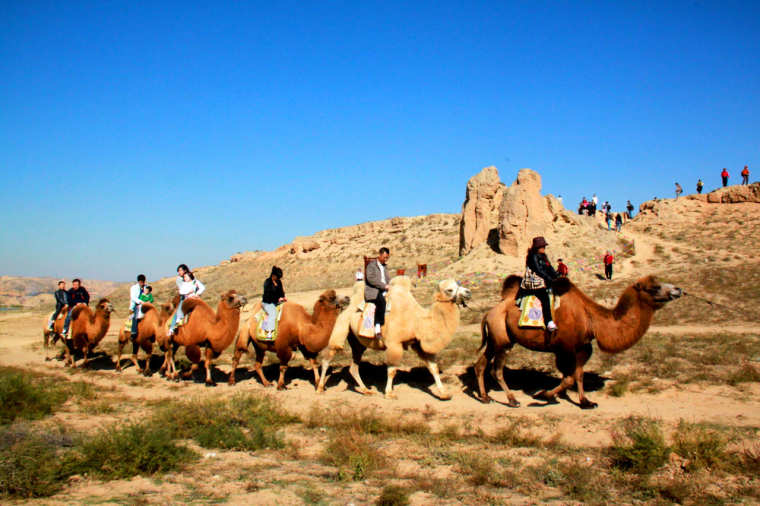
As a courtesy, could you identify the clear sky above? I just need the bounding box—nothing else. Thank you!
[1,1,758,281]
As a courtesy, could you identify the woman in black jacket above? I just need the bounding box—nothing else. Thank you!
[261,266,286,338]
[520,236,559,332]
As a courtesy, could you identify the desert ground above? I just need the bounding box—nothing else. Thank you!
[2,190,759,504]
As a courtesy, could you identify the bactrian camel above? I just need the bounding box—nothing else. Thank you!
[165,290,247,385]
[63,299,115,368]
[318,277,472,399]
[229,290,350,388]
[475,275,682,409]
[43,307,68,361]
[116,301,175,374]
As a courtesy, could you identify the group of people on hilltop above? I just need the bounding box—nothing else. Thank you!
[685,166,751,197]
[577,194,633,228]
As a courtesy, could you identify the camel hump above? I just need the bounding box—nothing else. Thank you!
[70,305,89,320]
[500,275,522,299]
[551,276,572,296]
[181,297,204,315]
[141,302,156,314]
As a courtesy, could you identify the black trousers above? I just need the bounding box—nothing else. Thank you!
[722,176,728,187]
[369,293,386,326]
[605,264,613,280]
[521,288,553,325]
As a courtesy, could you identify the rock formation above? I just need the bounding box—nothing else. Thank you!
[497,169,553,256]
[706,183,760,204]
[458,166,505,255]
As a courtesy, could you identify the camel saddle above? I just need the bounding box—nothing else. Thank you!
[164,314,189,333]
[515,292,560,329]
[356,300,391,339]
[253,305,284,342]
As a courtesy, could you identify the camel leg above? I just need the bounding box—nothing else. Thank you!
[474,346,492,403]
[308,358,320,389]
[130,341,142,373]
[204,347,216,386]
[534,352,576,403]
[276,364,288,390]
[423,359,451,400]
[251,346,271,387]
[384,366,398,399]
[347,335,372,395]
[115,336,125,372]
[228,346,244,386]
[316,348,336,393]
[491,349,520,407]
[142,342,153,376]
[574,344,597,409]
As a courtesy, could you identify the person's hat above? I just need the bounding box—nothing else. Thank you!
[558,258,563,262]
[271,266,283,278]
[531,236,548,249]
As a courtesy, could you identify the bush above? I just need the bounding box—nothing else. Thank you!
[154,394,296,451]
[322,428,387,481]
[672,421,727,471]
[611,418,669,474]
[68,423,197,480]
[375,485,410,506]
[0,367,93,424]
[0,427,69,498]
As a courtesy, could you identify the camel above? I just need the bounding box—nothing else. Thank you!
[317,277,472,399]
[229,290,350,389]
[43,307,68,361]
[475,275,682,409]
[164,290,247,385]
[115,301,175,374]
[63,299,115,368]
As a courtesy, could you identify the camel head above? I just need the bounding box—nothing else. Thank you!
[220,290,247,309]
[96,298,115,315]
[316,290,351,313]
[633,276,683,309]
[436,279,472,307]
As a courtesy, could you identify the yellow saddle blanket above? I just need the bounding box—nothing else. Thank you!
[516,293,560,329]
[253,304,284,341]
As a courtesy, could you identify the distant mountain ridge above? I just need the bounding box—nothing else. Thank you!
[0,276,122,307]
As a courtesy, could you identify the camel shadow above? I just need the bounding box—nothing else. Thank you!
[457,365,609,405]
[324,362,445,399]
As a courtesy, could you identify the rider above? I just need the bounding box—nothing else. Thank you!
[47,280,69,331]
[62,278,90,338]
[262,266,286,338]
[169,270,205,336]
[520,237,559,332]
[365,247,390,339]
[129,274,147,340]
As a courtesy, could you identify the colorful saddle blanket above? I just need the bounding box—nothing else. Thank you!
[253,304,284,341]
[516,292,560,329]
[356,300,391,338]
[164,313,189,333]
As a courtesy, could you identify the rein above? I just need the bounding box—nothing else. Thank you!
[682,291,743,316]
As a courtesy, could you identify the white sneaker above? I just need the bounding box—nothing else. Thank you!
[547,321,558,332]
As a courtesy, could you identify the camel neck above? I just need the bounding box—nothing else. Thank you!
[589,287,655,353]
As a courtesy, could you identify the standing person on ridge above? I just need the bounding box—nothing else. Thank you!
[47,280,69,331]
[721,168,729,187]
[697,179,704,194]
[261,266,286,338]
[741,165,750,185]
[129,274,146,340]
[603,251,614,280]
[519,237,559,332]
[626,200,634,219]
[675,182,683,199]
[365,247,391,339]
[62,278,89,338]
[615,213,623,232]
[557,258,568,277]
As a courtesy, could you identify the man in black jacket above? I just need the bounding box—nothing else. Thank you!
[47,280,69,331]
[62,278,90,338]
[365,247,391,339]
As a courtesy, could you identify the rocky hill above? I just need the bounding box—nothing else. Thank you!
[0,277,122,308]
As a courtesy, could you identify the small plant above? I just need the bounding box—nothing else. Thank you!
[727,363,760,385]
[0,427,70,498]
[375,485,410,505]
[610,417,669,474]
[608,378,629,397]
[321,428,387,481]
[672,421,726,471]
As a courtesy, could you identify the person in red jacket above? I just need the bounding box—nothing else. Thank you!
[557,258,569,277]
[603,251,614,280]
[741,165,750,185]
[721,168,729,187]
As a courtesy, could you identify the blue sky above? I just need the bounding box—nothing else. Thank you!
[1,1,758,281]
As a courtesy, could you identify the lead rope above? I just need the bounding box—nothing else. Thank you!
[682,291,745,317]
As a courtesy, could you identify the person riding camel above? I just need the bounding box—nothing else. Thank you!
[262,266,286,338]
[62,278,89,338]
[519,237,559,332]
[169,270,205,336]
[129,274,147,340]
[365,247,390,339]
[47,280,68,331]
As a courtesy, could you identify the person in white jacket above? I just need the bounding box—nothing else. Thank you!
[129,274,146,339]
[169,271,205,335]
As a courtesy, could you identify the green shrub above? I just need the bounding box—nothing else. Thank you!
[672,421,727,471]
[68,423,196,480]
[0,427,70,498]
[322,428,386,481]
[0,367,95,424]
[610,418,669,474]
[154,394,296,451]
[375,485,410,506]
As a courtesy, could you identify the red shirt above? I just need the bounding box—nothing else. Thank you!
[558,262,568,276]
[722,169,729,178]
[604,254,614,265]
[742,168,749,176]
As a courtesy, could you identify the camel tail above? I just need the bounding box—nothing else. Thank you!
[478,314,490,353]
